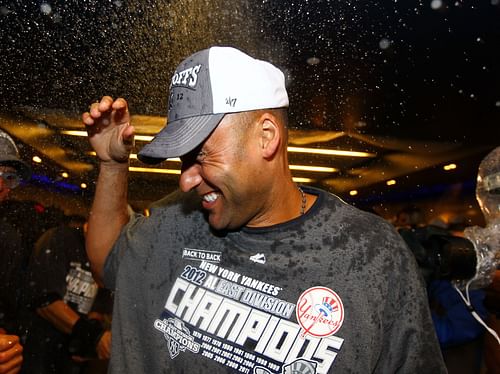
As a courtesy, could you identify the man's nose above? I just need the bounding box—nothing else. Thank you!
[179,163,202,192]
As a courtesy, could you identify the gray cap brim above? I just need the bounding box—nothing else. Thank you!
[138,113,225,164]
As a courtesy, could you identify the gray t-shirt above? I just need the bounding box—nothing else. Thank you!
[104,187,446,374]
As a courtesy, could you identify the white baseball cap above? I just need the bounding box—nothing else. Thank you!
[138,46,289,163]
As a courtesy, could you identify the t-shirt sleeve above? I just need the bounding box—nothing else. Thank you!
[102,190,191,290]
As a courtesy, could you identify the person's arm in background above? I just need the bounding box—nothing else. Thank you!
[95,331,111,360]
[29,230,111,361]
[0,330,22,374]
[36,299,79,334]
[82,96,135,285]
[87,287,113,360]
[36,300,110,360]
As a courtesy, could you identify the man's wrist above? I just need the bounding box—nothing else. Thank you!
[99,159,130,170]
[69,317,105,357]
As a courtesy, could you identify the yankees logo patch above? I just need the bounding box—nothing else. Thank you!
[296,286,344,338]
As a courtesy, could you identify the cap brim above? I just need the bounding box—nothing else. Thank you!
[0,159,32,181]
[138,113,225,164]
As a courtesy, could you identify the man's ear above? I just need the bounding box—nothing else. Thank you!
[259,113,281,159]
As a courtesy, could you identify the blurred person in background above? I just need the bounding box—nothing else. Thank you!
[395,205,488,374]
[0,128,31,373]
[18,215,111,374]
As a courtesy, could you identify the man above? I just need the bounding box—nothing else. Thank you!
[19,215,111,373]
[0,129,30,373]
[82,46,446,373]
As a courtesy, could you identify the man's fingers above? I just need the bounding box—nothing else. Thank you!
[0,350,22,371]
[122,124,135,145]
[90,102,104,118]
[0,336,19,352]
[98,96,114,111]
[0,339,22,374]
[84,97,127,124]
[111,97,128,111]
[82,112,94,126]
[87,96,115,119]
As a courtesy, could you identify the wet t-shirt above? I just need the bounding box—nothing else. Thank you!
[104,187,446,374]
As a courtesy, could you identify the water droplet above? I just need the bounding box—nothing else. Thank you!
[379,38,391,50]
[0,6,11,15]
[306,56,320,65]
[40,3,52,15]
[431,0,443,10]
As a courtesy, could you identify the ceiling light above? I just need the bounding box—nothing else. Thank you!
[129,166,181,175]
[289,165,338,173]
[79,133,374,159]
[80,183,87,189]
[61,172,69,178]
[386,179,396,186]
[349,190,358,196]
[91,153,340,175]
[88,151,181,163]
[61,130,152,142]
[287,146,375,158]
[443,163,457,171]
[128,164,336,175]
[32,155,42,163]
[130,135,153,142]
[128,153,182,162]
[292,177,314,183]
[60,130,86,137]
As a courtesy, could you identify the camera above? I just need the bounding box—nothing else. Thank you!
[398,226,477,285]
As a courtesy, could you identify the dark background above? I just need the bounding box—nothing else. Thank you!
[0,0,498,223]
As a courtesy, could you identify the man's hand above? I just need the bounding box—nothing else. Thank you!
[0,334,23,374]
[82,96,135,163]
[96,330,111,360]
[71,330,111,363]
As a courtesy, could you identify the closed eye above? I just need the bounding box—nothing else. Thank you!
[180,146,206,170]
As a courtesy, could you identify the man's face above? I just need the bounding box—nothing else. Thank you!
[0,166,18,203]
[179,114,265,230]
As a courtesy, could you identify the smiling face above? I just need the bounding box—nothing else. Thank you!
[179,112,266,230]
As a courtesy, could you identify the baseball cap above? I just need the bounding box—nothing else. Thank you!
[0,129,32,181]
[138,46,289,164]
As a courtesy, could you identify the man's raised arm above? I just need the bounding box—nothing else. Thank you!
[82,96,135,285]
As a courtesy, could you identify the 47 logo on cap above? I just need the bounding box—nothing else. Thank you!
[296,286,344,338]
